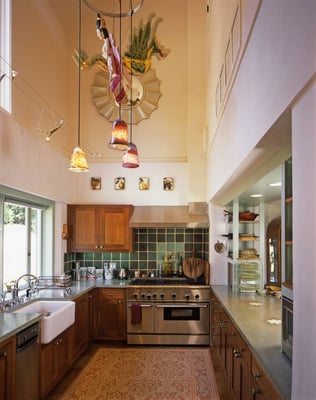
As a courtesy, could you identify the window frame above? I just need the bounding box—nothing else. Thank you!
[0,0,12,112]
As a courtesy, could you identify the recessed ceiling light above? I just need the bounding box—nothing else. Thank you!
[269,182,282,187]
[250,194,263,198]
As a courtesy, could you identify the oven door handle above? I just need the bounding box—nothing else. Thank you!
[155,304,209,309]
[128,304,153,308]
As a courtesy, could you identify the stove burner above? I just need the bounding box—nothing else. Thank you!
[130,277,206,286]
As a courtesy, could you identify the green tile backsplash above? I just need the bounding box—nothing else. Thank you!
[64,227,209,278]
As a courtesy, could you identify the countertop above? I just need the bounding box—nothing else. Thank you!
[211,285,292,400]
[0,279,130,344]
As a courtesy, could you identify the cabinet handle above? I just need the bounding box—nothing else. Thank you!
[0,351,7,358]
[252,388,260,399]
[253,372,261,378]
[233,349,241,358]
[219,320,226,328]
[95,245,99,249]
[117,299,122,304]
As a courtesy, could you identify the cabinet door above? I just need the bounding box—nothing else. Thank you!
[72,293,89,362]
[230,325,252,400]
[88,289,96,341]
[40,328,72,399]
[0,337,15,400]
[67,205,133,252]
[102,206,133,252]
[54,329,71,379]
[93,289,126,341]
[67,205,98,252]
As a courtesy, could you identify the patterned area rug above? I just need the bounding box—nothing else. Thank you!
[62,347,220,400]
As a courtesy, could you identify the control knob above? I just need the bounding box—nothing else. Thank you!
[133,293,138,299]
[146,293,152,300]
[160,293,165,299]
[171,293,177,299]
[152,293,157,299]
[141,293,146,299]
[195,294,200,299]
[185,293,190,300]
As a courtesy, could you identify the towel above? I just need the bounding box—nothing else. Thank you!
[131,303,142,325]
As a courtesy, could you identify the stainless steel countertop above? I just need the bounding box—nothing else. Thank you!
[0,313,41,345]
[211,285,292,400]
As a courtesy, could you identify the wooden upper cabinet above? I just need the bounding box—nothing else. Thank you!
[67,204,134,252]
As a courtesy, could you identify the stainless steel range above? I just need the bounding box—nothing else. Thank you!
[127,278,210,345]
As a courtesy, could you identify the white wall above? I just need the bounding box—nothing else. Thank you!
[206,1,316,398]
[70,162,189,205]
[291,81,316,400]
[207,0,315,204]
[0,108,71,271]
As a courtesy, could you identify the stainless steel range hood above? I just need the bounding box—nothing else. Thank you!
[129,202,209,228]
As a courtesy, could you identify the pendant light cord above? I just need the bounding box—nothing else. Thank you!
[129,0,133,142]
[78,0,82,147]
[118,0,122,120]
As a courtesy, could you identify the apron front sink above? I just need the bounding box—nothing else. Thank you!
[13,300,75,344]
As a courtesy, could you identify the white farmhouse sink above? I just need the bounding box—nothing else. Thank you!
[14,300,75,344]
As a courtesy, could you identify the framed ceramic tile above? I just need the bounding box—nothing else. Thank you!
[163,177,174,191]
[139,177,150,190]
[91,177,101,190]
[115,177,125,190]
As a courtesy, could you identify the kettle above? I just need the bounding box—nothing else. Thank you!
[104,269,113,280]
[119,268,126,280]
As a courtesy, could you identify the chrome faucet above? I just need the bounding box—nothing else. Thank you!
[15,274,39,297]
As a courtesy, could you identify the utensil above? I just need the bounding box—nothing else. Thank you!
[119,268,126,280]
[182,250,205,279]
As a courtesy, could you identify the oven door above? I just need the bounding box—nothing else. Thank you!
[154,303,209,335]
[127,303,154,333]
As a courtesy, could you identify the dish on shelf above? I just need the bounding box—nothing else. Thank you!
[224,210,259,221]
[239,234,258,241]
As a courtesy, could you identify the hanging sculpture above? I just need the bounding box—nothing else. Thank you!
[76,12,170,123]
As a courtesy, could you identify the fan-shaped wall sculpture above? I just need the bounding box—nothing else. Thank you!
[91,68,161,124]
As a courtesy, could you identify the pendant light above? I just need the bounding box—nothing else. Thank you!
[108,0,129,151]
[69,0,89,172]
[122,1,139,168]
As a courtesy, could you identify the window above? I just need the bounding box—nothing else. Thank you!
[0,0,12,112]
[0,186,54,289]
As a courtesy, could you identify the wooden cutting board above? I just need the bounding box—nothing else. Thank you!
[183,251,206,279]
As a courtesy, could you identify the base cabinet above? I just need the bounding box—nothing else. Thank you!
[72,293,89,362]
[93,288,126,341]
[40,327,72,399]
[88,289,96,342]
[211,289,282,400]
[251,356,282,400]
[0,336,16,400]
[229,323,252,400]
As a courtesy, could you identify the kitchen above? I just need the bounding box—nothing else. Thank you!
[0,0,316,399]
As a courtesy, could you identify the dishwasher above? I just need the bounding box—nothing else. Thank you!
[16,322,40,400]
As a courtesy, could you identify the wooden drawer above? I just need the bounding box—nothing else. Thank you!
[99,289,125,301]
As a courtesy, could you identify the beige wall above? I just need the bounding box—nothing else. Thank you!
[10,0,207,203]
